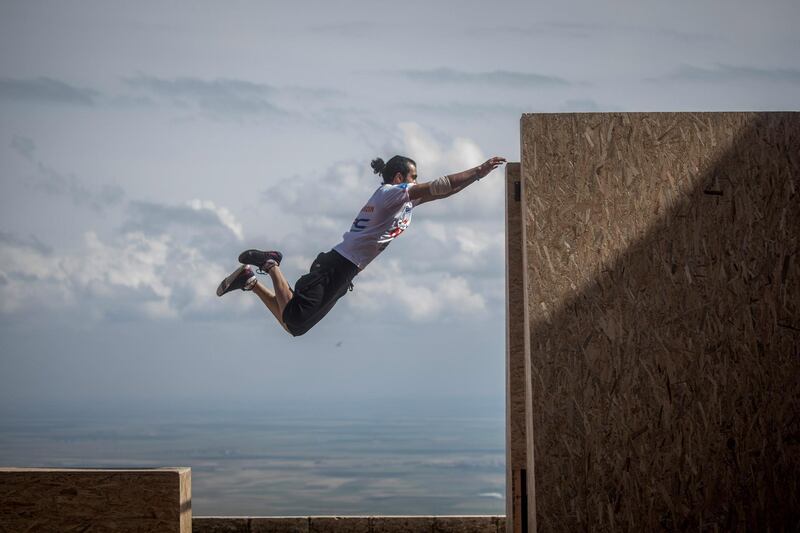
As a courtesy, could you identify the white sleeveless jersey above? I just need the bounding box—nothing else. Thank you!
[333,183,417,270]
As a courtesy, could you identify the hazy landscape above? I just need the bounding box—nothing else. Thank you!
[0,399,505,516]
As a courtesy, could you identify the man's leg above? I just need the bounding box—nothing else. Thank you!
[265,265,293,315]
[236,249,293,314]
[252,281,281,322]
[217,262,293,333]
[252,281,291,333]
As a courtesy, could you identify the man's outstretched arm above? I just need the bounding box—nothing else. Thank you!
[409,156,507,204]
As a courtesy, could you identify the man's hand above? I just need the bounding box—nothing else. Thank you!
[475,156,507,179]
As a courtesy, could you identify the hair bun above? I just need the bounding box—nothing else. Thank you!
[370,157,386,175]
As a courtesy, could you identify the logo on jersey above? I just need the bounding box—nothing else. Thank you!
[351,217,370,232]
[379,202,413,242]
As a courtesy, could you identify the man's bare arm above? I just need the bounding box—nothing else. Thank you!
[409,156,507,204]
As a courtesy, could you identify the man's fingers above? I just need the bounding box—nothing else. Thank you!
[478,156,507,177]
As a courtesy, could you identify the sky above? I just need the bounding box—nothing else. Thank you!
[1,0,799,417]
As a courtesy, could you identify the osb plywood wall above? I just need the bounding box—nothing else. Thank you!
[519,113,799,531]
[0,468,191,532]
[505,162,531,533]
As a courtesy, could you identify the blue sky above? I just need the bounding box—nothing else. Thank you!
[1,0,799,415]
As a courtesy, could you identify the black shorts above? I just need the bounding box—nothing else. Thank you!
[282,249,359,337]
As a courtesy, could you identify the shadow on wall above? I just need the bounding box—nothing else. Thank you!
[526,113,799,531]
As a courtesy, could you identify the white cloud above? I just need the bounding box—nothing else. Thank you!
[398,68,571,87]
[121,75,285,118]
[188,199,244,241]
[10,135,36,160]
[0,235,71,314]
[120,74,342,119]
[10,141,126,212]
[397,122,484,176]
[349,260,486,321]
[125,199,244,242]
[405,221,505,274]
[264,161,375,219]
[0,230,251,320]
[0,76,98,106]
[423,221,448,244]
[75,231,171,298]
[455,226,498,256]
[648,63,800,84]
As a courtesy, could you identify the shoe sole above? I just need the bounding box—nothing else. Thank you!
[238,249,282,267]
[217,265,248,297]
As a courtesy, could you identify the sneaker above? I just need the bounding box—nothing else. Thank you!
[216,265,257,296]
[238,249,283,274]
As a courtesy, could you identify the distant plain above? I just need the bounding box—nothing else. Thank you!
[0,399,505,516]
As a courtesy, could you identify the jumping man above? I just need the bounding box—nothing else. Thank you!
[216,154,506,336]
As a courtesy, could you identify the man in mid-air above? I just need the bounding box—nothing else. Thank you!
[217,154,506,336]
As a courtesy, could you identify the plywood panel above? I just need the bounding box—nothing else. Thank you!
[193,516,504,533]
[505,163,530,533]
[519,112,800,531]
[0,467,191,532]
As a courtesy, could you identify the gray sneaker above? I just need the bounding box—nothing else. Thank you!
[216,265,257,296]
[238,249,283,274]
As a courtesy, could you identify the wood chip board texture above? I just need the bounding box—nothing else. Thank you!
[505,163,531,533]
[0,467,191,532]
[517,112,800,531]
